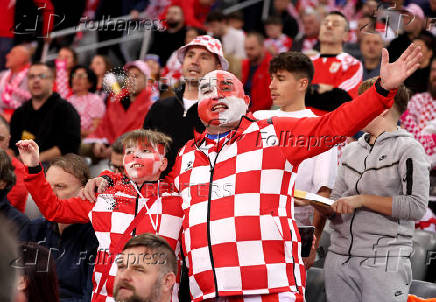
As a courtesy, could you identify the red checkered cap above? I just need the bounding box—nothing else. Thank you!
[124,60,151,77]
[176,35,229,71]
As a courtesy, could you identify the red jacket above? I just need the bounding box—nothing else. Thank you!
[86,87,152,145]
[167,79,396,301]
[7,157,28,213]
[242,52,273,113]
[24,167,184,302]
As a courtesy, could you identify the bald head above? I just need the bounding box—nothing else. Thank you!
[5,46,31,72]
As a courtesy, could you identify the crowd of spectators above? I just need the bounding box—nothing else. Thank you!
[0,0,436,301]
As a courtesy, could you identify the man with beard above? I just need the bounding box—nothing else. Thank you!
[400,56,436,169]
[144,35,226,176]
[148,5,187,67]
[113,234,177,302]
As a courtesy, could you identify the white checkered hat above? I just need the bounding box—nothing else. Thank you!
[124,60,151,77]
[176,35,229,70]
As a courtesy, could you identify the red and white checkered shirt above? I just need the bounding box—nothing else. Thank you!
[68,93,105,132]
[311,53,363,98]
[24,169,184,302]
[265,34,293,55]
[400,92,436,161]
[166,82,396,301]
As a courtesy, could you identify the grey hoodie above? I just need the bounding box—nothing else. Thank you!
[329,129,430,258]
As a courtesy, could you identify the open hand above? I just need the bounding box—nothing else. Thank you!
[379,43,422,90]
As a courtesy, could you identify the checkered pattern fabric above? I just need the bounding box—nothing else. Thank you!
[67,93,105,132]
[210,291,304,302]
[162,51,183,87]
[264,34,293,55]
[24,169,183,302]
[171,117,306,302]
[167,82,397,301]
[177,35,229,70]
[400,92,436,159]
[55,59,72,99]
[311,52,363,98]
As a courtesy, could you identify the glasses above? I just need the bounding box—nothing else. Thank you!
[27,73,51,80]
[109,162,124,173]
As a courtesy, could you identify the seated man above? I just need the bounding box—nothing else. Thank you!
[0,45,31,113]
[17,129,183,301]
[9,62,81,164]
[0,150,98,302]
[114,234,177,302]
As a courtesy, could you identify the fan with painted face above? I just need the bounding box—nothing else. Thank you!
[123,140,167,184]
[198,70,250,134]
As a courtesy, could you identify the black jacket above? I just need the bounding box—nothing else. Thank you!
[9,93,81,156]
[143,84,205,176]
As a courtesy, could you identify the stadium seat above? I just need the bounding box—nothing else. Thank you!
[412,230,436,282]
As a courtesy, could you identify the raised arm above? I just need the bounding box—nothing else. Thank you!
[17,140,93,223]
[274,44,422,165]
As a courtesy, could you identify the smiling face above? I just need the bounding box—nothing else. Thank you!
[123,140,167,184]
[198,70,250,133]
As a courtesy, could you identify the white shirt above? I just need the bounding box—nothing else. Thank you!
[183,98,197,111]
[254,108,338,225]
[222,27,246,59]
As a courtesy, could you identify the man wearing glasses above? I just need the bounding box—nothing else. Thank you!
[9,62,81,166]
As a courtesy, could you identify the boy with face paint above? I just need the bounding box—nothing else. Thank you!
[15,130,184,302]
[164,44,422,302]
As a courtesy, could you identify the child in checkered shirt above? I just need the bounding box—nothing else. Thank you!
[264,17,293,56]
[16,129,184,302]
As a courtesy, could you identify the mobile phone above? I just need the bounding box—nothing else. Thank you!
[298,226,315,257]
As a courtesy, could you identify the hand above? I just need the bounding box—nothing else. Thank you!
[318,84,334,94]
[294,197,310,207]
[303,234,317,269]
[16,140,40,167]
[331,195,364,214]
[79,177,108,202]
[379,43,422,90]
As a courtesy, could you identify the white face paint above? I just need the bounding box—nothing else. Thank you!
[123,142,164,182]
[198,70,249,127]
